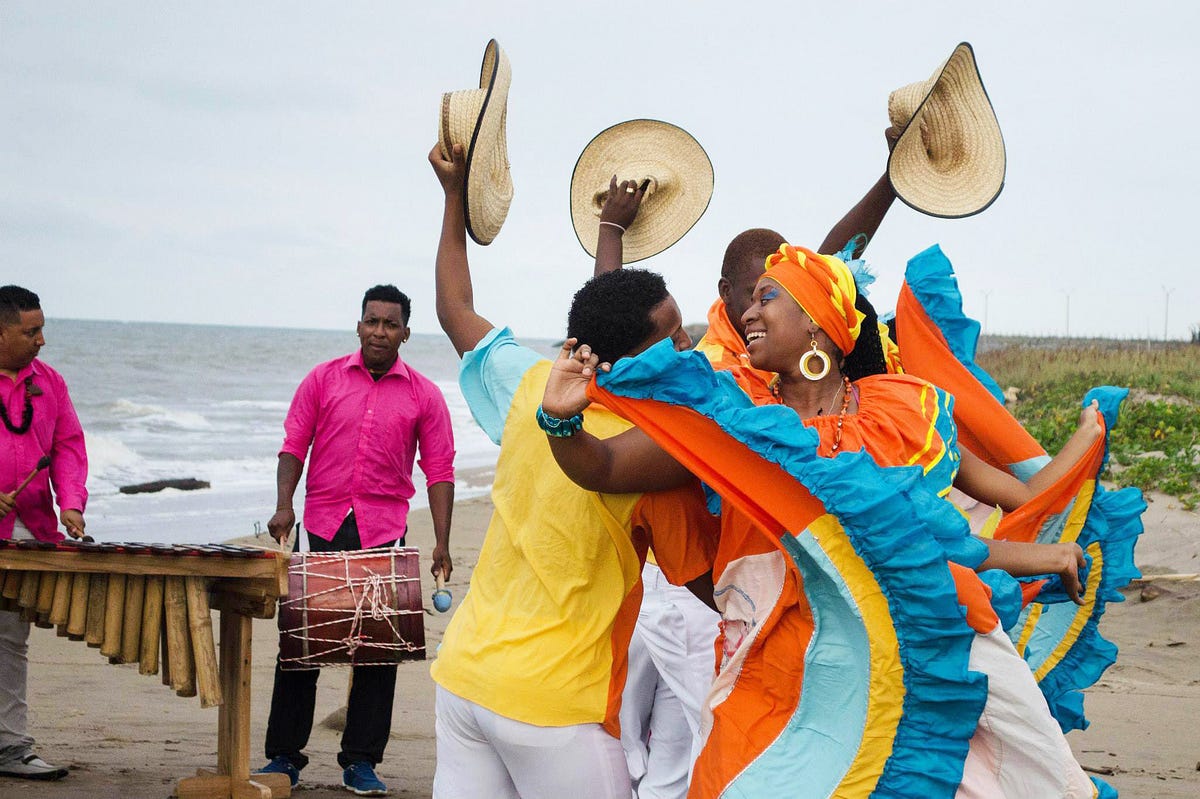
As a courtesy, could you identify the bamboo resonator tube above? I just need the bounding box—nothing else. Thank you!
[0,566,221,707]
[0,543,287,720]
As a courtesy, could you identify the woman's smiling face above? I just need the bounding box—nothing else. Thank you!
[741,277,811,373]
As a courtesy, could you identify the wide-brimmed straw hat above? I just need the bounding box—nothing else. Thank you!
[887,42,1005,219]
[570,120,714,264]
[438,39,512,245]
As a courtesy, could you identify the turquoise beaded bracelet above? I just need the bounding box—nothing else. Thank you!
[536,404,584,437]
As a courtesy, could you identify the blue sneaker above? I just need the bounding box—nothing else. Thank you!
[255,755,300,787]
[342,761,388,795]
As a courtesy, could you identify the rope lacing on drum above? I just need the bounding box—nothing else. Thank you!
[277,550,425,668]
[341,570,391,654]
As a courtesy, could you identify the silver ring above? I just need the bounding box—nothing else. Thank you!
[625,187,635,194]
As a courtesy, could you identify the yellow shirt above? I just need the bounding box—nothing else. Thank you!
[431,360,715,734]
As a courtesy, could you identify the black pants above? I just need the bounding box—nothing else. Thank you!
[263,512,403,769]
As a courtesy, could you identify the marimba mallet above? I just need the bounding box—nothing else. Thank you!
[10,455,51,499]
[5,457,52,602]
[432,571,452,613]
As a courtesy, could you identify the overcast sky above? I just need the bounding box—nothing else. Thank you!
[3,2,1197,340]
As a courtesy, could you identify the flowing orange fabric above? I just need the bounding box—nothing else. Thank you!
[582,382,827,798]
[587,373,1000,636]
[804,375,955,485]
[804,375,998,632]
[895,282,1045,473]
[585,377,999,798]
[763,244,864,355]
[693,298,776,404]
[995,431,1107,543]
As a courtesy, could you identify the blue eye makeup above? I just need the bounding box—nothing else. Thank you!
[760,288,779,302]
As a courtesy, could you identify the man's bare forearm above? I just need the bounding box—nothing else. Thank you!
[819,173,896,256]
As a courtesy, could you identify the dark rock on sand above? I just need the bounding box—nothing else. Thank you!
[118,477,211,494]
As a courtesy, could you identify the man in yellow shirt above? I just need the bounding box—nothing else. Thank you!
[428,144,719,799]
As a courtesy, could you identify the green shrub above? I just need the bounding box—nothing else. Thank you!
[978,341,1200,510]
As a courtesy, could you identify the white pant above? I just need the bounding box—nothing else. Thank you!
[958,625,1095,799]
[619,563,719,799]
[0,519,35,761]
[433,685,631,799]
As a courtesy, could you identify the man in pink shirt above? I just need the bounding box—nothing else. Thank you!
[258,284,455,796]
[0,285,86,782]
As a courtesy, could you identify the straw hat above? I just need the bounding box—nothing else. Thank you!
[438,39,512,245]
[887,42,1005,219]
[570,120,714,264]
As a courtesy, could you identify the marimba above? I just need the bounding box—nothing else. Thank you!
[0,539,292,799]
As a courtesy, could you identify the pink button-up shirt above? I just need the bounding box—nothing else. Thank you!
[281,350,455,549]
[0,359,88,541]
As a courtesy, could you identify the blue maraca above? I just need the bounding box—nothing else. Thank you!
[432,571,452,613]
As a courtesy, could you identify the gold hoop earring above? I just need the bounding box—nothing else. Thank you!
[799,338,831,381]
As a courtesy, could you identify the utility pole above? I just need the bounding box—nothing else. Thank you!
[981,290,992,336]
[1163,285,1175,341]
[1062,291,1071,339]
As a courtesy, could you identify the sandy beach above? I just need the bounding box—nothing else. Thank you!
[4,491,1198,799]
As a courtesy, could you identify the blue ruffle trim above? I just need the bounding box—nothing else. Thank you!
[905,245,1006,404]
[599,343,988,798]
[1037,480,1143,733]
[977,569,1023,630]
[1017,388,1145,737]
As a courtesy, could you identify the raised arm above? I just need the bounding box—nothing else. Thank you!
[953,401,1104,512]
[593,177,648,276]
[818,127,901,257]
[540,339,693,493]
[430,143,497,357]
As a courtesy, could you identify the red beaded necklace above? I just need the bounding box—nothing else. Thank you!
[828,375,853,453]
[770,374,854,453]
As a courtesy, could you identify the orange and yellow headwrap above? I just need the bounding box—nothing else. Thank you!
[761,244,865,355]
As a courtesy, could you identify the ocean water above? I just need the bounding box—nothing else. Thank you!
[40,319,557,545]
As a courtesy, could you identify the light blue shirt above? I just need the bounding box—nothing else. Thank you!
[459,327,543,445]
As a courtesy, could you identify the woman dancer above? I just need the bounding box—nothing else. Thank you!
[539,244,1101,798]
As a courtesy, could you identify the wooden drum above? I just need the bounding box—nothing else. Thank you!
[278,548,425,669]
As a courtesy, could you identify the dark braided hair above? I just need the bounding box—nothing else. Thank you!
[842,290,888,382]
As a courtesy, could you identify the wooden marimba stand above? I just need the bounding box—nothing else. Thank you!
[0,543,292,799]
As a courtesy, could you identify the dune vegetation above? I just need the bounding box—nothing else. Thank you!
[978,341,1200,509]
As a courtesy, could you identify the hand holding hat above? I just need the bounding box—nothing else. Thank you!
[571,120,714,264]
[599,175,649,232]
[438,39,513,245]
[887,42,1005,218]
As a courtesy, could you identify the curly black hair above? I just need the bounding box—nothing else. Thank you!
[842,290,889,382]
[362,284,411,324]
[566,269,670,364]
[0,285,40,327]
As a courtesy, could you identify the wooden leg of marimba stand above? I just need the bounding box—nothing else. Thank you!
[216,609,250,781]
[175,610,288,799]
